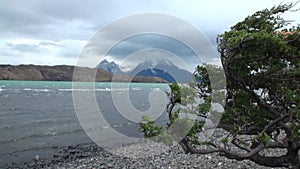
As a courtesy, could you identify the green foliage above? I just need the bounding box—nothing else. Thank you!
[216,3,300,167]
[291,122,300,141]
[169,82,181,104]
[170,117,195,137]
[255,132,271,145]
[139,115,163,138]
[219,3,300,136]
[221,137,229,144]
[185,120,205,145]
[179,85,198,106]
[229,3,294,33]
[139,63,221,146]
[202,64,226,90]
[156,133,174,146]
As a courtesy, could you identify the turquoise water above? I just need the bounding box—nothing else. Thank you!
[0,80,170,167]
[0,80,168,91]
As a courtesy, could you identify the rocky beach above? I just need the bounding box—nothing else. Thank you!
[7,140,285,169]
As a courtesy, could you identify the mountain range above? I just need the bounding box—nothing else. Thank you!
[97,59,193,83]
[0,59,193,83]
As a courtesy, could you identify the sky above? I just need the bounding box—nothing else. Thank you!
[0,0,299,70]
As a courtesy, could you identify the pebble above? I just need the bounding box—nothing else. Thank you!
[107,163,113,168]
[34,155,39,161]
[7,140,288,169]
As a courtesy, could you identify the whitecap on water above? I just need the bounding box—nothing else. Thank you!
[22,88,52,92]
[58,89,73,92]
[58,88,130,92]
[95,88,111,92]
[32,89,52,92]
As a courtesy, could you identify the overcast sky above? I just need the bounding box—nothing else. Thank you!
[0,0,299,69]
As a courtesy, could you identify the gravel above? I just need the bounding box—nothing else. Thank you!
[7,140,286,169]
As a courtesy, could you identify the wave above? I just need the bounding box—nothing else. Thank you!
[0,129,84,145]
[22,88,53,92]
[58,88,130,92]
[1,119,73,129]
[5,88,134,93]
[33,89,53,92]
[4,142,95,155]
[58,88,111,92]
[58,88,87,92]
[151,88,162,91]
[0,122,136,145]
[0,84,5,91]
[6,87,167,93]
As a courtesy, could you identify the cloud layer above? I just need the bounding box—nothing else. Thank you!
[0,0,299,67]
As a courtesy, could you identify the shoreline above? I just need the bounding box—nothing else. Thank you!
[0,65,169,83]
[7,141,284,169]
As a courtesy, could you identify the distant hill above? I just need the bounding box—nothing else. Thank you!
[0,65,167,83]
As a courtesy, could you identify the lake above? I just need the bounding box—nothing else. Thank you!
[0,81,170,167]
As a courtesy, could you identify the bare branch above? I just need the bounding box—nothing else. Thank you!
[232,138,251,152]
[262,114,290,133]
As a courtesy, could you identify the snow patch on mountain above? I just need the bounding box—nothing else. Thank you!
[97,59,122,74]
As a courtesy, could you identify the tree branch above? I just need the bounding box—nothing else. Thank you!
[262,114,290,133]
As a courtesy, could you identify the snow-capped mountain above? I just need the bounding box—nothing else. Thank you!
[97,59,193,83]
[97,59,122,74]
[133,68,176,82]
[129,60,193,83]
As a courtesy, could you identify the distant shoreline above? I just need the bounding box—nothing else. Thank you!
[0,64,168,83]
[0,79,170,84]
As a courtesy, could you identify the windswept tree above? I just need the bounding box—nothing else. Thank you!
[140,2,300,168]
[218,2,300,168]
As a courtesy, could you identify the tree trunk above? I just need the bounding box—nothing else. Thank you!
[288,142,300,169]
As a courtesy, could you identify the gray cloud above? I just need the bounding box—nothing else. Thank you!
[4,0,289,66]
[6,43,41,53]
[0,0,225,45]
[0,0,101,40]
[106,34,199,59]
[39,41,65,48]
[81,13,219,68]
[77,13,220,70]
[0,0,174,40]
